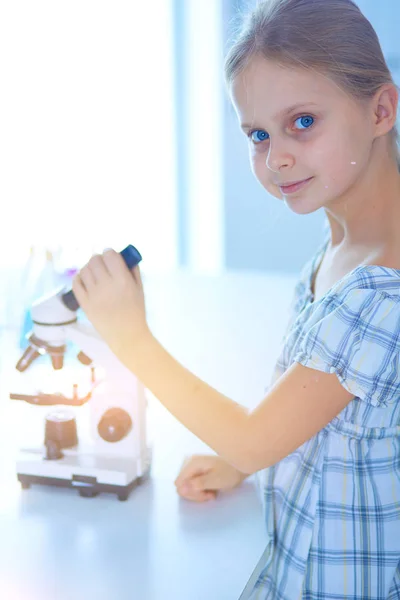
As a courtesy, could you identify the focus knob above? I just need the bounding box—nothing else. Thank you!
[97,408,133,443]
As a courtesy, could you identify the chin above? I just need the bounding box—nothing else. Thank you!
[283,194,325,215]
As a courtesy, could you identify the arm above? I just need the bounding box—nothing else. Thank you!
[128,333,251,474]
[127,333,354,475]
[72,250,355,476]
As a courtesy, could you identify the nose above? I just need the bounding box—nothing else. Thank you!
[266,140,294,172]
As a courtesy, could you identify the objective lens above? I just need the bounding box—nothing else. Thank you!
[51,354,64,370]
[16,345,41,372]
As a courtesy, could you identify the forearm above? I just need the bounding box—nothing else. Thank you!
[125,333,252,474]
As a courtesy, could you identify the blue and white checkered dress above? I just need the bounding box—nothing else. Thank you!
[241,236,400,599]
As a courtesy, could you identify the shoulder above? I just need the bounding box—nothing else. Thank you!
[304,275,400,338]
[329,265,400,304]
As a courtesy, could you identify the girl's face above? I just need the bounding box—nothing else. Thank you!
[230,56,375,214]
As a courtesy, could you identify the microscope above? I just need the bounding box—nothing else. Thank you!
[9,245,152,501]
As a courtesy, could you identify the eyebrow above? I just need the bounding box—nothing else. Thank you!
[240,102,319,130]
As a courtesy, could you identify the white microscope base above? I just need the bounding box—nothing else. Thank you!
[16,446,152,501]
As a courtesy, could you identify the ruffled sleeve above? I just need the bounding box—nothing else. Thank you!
[293,287,400,406]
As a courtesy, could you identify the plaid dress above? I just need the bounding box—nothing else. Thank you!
[241,237,400,600]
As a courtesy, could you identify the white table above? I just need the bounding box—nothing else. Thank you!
[0,268,297,600]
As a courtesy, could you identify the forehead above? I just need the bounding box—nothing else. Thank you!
[230,56,344,123]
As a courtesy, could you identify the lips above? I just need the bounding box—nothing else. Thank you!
[280,177,310,186]
[278,177,314,194]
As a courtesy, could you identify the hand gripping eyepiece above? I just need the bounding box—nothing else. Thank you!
[61,245,142,312]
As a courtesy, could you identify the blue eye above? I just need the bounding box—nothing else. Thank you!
[295,115,314,129]
[250,130,269,143]
[249,116,314,143]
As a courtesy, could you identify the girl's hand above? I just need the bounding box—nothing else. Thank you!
[174,454,249,503]
[72,249,151,359]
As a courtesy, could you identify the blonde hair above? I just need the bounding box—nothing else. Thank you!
[224,0,400,168]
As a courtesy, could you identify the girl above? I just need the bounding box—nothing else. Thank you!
[72,0,400,597]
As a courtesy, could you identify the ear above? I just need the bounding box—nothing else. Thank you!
[372,83,399,139]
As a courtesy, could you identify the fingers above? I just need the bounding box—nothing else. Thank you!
[174,455,223,504]
[132,264,144,290]
[174,455,244,503]
[87,254,112,280]
[102,248,130,278]
[174,454,214,488]
[79,264,97,290]
[76,249,135,295]
[76,254,111,294]
[176,486,217,503]
[176,468,221,493]
[175,469,218,502]
[71,273,87,304]
[190,474,213,491]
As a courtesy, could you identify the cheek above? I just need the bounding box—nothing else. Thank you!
[284,141,367,210]
[250,148,269,181]
[250,151,272,183]
[311,127,370,188]
[251,152,263,178]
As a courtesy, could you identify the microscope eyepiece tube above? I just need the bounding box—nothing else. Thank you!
[61,244,142,311]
